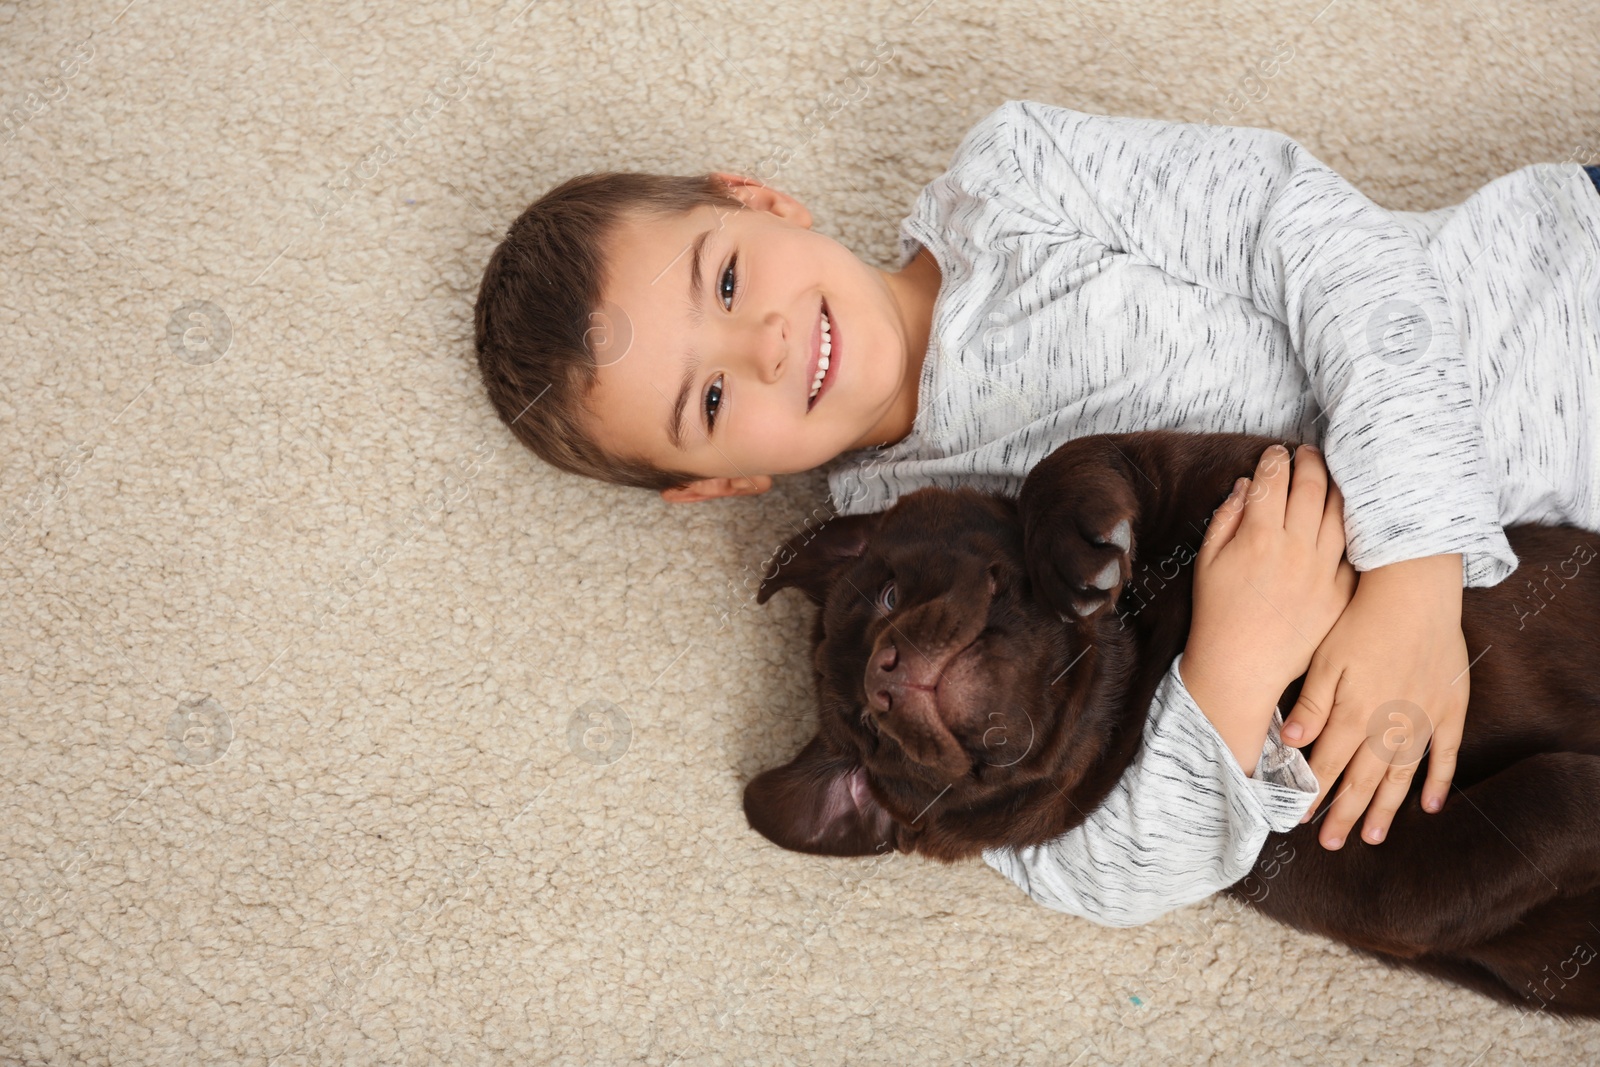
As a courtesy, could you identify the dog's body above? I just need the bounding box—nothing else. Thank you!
[745,430,1600,1017]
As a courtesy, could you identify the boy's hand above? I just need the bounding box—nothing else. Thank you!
[1181,444,1357,774]
[1283,553,1467,850]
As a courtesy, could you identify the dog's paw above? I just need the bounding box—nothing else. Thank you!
[1024,499,1137,622]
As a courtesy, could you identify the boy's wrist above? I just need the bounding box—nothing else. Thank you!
[1348,553,1464,630]
[1358,553,1463,602]
[1180,636,1296,709]
[1178,646,1286,778]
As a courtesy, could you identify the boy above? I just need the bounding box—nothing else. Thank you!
[474,100,1600,926]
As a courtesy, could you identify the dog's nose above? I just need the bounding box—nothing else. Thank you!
[867,640,899,711]
[859,629,975,779]
[866,638,939,713]
[870,643,896,710]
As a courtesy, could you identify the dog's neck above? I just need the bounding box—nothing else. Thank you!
[1039,616,1147,833]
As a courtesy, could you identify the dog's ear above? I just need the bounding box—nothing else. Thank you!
[756,513,879,606]
[743,734,906,858]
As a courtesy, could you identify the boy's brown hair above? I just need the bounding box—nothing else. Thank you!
[473,171,748,491]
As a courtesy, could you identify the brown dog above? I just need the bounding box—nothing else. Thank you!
[744,430,1600,1017]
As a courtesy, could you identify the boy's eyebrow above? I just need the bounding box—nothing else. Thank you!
[667,351,700,452]
[667,227,715,451]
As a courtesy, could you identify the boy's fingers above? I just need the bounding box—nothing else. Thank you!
[1287,660,1341,830]
[1242,444,1292,533]
[1199,477,1249,561]
[1313,743,1390,851]
[1334,557,1358,602]
[1353,703,1434,844]
[1287,669,1335,751]
[1283,444,1329,538]
[1419,714,1463,814]
[1319,478,1348,561]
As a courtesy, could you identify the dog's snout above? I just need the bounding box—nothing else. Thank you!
[863,563,998,717]
[867,639,902,711]
[866,635,950,714]
[859,620,985,780]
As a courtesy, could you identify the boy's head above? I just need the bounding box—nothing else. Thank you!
[473,170,934,502]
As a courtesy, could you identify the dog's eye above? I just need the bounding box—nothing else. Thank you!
[878,581,897,613]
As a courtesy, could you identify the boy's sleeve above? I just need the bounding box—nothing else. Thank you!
[980,653,1318,927]
[992,100,1517,587]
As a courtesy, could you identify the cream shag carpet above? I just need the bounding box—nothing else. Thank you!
[2,0,1598,1063]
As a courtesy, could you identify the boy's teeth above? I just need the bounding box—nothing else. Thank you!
[810,310,833,402]
[809,355,829,400]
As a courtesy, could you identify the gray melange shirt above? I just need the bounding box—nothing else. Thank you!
[824,100,1600,927]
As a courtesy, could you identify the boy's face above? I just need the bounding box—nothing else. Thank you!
[582,173,932,499]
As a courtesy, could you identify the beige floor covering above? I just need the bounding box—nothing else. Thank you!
[3,0,1599,1063]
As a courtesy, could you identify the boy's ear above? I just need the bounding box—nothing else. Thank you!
[708,171,812,229]
[660,475,772,503]
[756,512,879,606]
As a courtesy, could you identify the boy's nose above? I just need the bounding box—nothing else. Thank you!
[741,313,787,384]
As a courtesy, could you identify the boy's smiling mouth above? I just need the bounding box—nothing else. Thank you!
[807,299,839,411]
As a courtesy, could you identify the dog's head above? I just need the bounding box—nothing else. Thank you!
[744,487,1113,863]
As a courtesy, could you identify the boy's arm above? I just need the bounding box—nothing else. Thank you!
[991,100,1516,588]
[1179,646,1284,777]
[982,653,1315,926]
[983,102,1490,854]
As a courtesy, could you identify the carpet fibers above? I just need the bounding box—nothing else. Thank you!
[3,1,1598,1063]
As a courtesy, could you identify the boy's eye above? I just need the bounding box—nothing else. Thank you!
[719,254,738,310]
[704,254,739,435]
[704,373,724,433]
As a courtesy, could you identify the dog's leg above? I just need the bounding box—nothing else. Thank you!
[1019,430,1299,624]
[1458,888,1600,1017]
[1229,752,1600,959]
